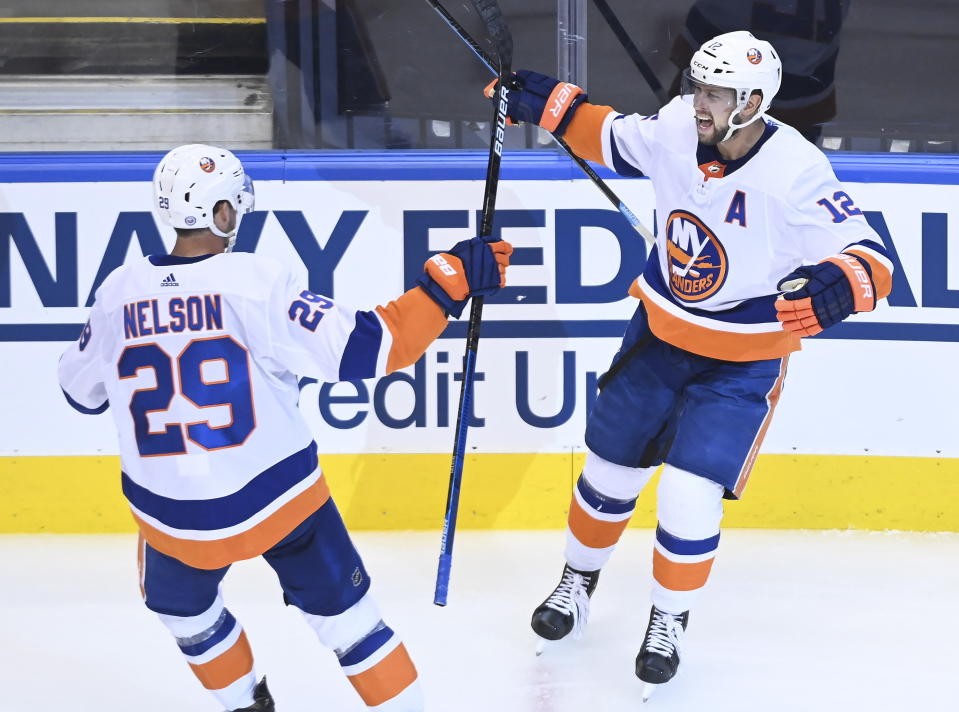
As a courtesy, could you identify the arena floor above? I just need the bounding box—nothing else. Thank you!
[2,529,957,711]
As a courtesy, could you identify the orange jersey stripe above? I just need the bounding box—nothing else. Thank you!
[567,496,631,549]
[632,280,802,362]
[136,533,146,599]
[348,642,419,707]
[189,630,254,690]
[652,549,715,592]
[843,247,893,301]
[376,287,448,374]
[562,103,616,165]
[133,476,331,570]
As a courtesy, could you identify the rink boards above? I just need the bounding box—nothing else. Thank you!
[1,151,957,532]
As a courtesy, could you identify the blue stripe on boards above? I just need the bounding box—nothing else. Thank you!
[177,611,238,658]
[13,320,959,342]
[121,441,318,530]
[576,475,637,515]
[1,152,954,184]
[338,625,394,667]
[655,524,720,556]
[8,320,959,342]
[339,311,383,381]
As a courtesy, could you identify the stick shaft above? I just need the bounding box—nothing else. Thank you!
[425,0,654,246]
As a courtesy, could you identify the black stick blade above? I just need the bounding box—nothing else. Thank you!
[468,0,513,69]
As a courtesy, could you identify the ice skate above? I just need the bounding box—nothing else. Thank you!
[635,606,688,702]
[232,677,275,711]
[530,564,599,654]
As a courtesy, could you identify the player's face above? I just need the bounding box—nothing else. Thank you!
[689,82,737,146]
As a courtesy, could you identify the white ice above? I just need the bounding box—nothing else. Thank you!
[2,529,958,711]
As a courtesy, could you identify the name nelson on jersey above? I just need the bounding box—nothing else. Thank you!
[123,294,223,339]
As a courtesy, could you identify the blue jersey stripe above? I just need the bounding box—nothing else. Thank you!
[576,475,637,515]
[339,310,383,381]
[61,387,109,415]
[338,624,394,667]
[121,441,318,531]
[655,525,720,556]
[177,611,238,657]
[608,117,646,178]
[642,246,779,324]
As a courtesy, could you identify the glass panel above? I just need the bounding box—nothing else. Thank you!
[0,0,955,152]
[585,0,959,153]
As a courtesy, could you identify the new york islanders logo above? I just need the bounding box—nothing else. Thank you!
[664,210,728,302]
[746,48,762,64]
[199,157,216,173]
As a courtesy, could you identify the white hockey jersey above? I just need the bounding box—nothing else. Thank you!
[564,96,893,361]
[59,252,446,569]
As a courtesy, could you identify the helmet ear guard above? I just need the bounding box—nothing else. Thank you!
[686,31,782,141]
[153,144,256,250]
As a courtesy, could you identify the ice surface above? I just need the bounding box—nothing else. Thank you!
[2,529,957,711]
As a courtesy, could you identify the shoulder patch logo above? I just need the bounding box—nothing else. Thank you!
[664,210,728,302]
[161,273,179,287]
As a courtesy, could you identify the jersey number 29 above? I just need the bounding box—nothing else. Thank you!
[118,336,255,457]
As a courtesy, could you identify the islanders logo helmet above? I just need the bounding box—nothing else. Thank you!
[664,210,728,302]
[152,144,255,251]
[686,31,782,141]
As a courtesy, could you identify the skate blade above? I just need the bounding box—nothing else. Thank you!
[641,682,658,702]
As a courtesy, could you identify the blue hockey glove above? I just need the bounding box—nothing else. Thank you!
[416,237,513,318]
[484,70,586,136]
[775,253,876,336]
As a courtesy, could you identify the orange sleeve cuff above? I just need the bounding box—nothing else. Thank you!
[843,248,893,301]
[375,287,448,373]
[562,103,616,165]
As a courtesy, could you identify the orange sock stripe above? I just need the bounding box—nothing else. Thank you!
[376,288,448,373]
[347,642,419,707]
[135,476,331,570]
[652,549,715,592]
[562,103,616,165]
[568,497,631,549]
[188,630,254,690]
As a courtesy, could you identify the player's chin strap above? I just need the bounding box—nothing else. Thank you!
[721,102,766,143]
[211,217,242,253]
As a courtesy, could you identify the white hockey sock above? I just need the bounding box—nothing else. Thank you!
[565,451,656,571]
[651,466,724,614]
[156,595,257,710]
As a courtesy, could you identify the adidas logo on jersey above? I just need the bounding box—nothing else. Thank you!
[160,273,179,287]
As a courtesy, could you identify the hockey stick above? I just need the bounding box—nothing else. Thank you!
[432,0,513,607]
[589,0,668,106]
[425,0,655,247]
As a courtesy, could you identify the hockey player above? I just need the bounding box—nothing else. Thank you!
[489,32,893,699]
[58,144,512,711]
